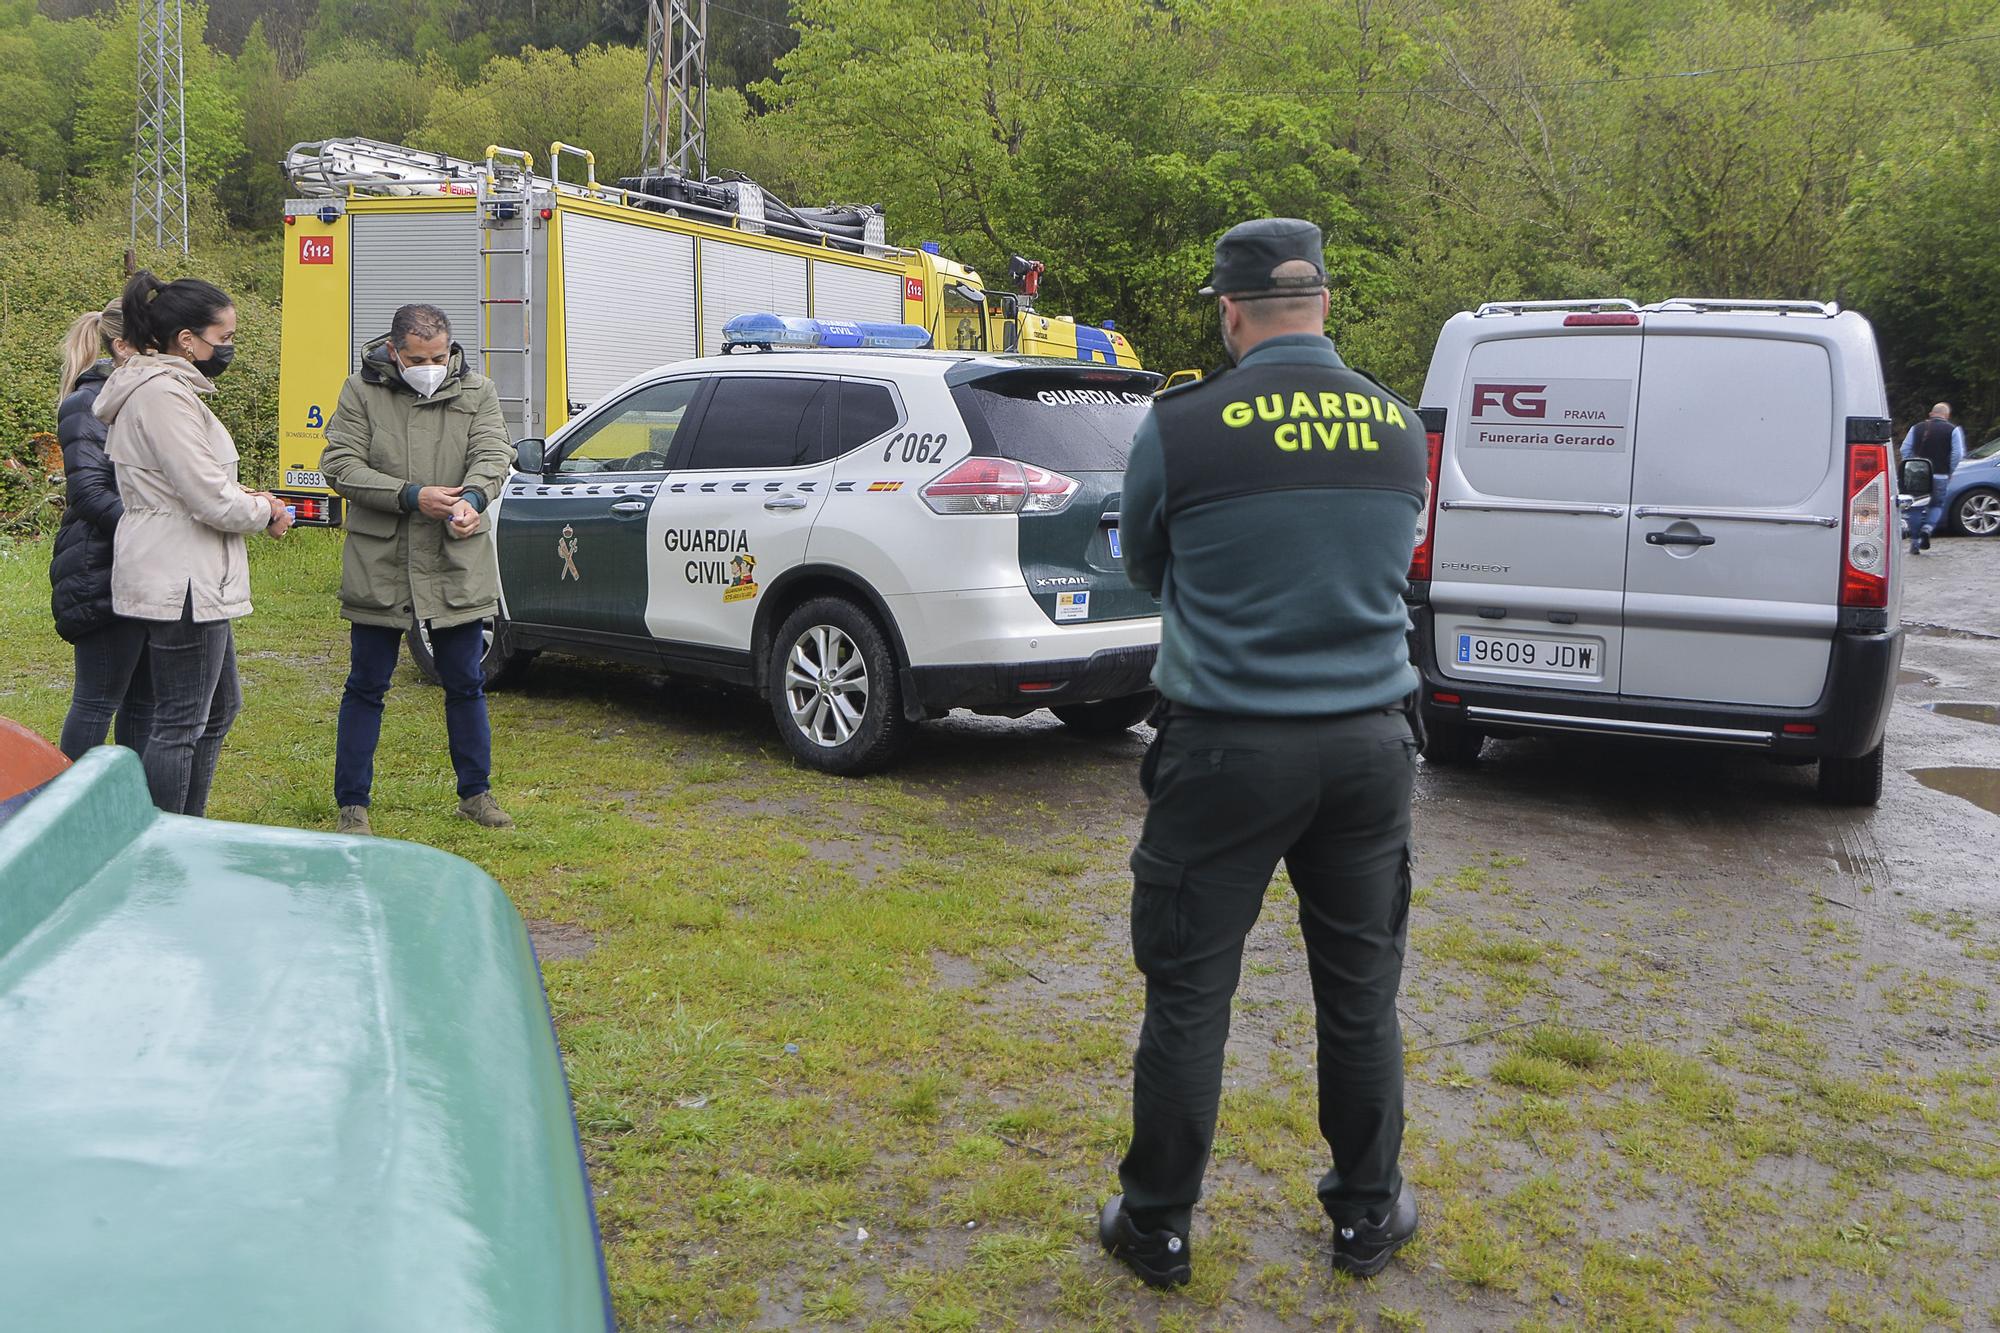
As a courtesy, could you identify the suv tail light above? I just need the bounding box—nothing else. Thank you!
[1841,441,1890,607]
[921,457,1078,515]
[1410,413,1445,581]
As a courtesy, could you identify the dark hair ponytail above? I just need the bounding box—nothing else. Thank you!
[121,270,234,355]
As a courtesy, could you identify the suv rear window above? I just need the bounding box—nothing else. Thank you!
[950,371,1158,472]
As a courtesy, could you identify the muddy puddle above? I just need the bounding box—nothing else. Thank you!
[1905,622,2000,641]
[1899,668,1940,688]
[1924,701,2000,726]
[1911,766,2000,817]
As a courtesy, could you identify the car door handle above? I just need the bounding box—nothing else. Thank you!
[1645,531,1716,547]
[609,500,649,513]
[763,495,809,512]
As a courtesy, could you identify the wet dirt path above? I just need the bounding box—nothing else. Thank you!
[867,540,2000,1328]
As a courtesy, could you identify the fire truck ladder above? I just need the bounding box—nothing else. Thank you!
[477,145,537,435]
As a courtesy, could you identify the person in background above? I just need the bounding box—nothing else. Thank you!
[95,271,292,816]
[1902,402,1965,554]
[49,300,154,759]
[319,303,514,835]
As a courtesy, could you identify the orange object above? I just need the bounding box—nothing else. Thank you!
[0,718,69,804]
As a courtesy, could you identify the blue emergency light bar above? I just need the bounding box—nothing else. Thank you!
[720,313,933,352]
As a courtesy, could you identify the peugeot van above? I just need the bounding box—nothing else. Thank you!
[1408,298,1901,805]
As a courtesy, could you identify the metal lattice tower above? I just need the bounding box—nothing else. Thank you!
[131,0,190,254]
[642,0,708,177]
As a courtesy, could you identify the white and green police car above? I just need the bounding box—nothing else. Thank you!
[410,315,1163,774]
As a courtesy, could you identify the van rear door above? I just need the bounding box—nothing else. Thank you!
[1620,327,1842,707]
[1431,325,1642,695]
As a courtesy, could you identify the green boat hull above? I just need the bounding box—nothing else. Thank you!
[0,747,612,1331]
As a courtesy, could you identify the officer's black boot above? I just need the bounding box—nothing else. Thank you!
[1098,1195,1191,1288]
[1330,1182,1419,1278]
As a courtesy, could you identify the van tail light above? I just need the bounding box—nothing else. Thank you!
[921,457,1078,515]
[1410,411,1445,581]
[1840,441,1890,608]
[1562,312,1641,326]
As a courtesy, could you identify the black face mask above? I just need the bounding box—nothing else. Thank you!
[186,337,236,380]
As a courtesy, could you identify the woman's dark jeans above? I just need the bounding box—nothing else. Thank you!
[142,597,241,817]
[58,617,155,760]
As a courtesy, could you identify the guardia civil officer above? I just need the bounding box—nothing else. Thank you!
[320,304,514,834]
[1098,220,1426,1286]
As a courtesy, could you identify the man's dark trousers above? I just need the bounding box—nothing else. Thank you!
[334,621,491,807]
[1119,705,1416,1234]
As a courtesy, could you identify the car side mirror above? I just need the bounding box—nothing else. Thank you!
[1900,457,1934,497]
[514,438,548,475]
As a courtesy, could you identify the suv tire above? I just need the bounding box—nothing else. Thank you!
[769,597,909,775]
[1817,744,1884,806]
[1952,487,2000,537]
[1420,718,1485,766]
[1053,692,1157,736]
[406,614,536,689]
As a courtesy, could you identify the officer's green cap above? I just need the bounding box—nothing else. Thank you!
[1198,218,1327,298]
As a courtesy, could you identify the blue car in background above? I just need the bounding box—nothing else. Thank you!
[1941,434,2000,537]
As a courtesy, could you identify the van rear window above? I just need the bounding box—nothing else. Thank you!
[950,372,1157,472]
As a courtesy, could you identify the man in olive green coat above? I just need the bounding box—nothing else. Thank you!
[320,304,515,834]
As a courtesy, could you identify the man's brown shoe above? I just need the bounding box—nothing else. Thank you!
[336,805,371,835]
[457,792,514,829]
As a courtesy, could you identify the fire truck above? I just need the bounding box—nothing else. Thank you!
[273,139,1138,525]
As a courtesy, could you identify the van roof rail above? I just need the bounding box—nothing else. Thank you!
[1647,297,1839,316]
[1473,298,1639,317]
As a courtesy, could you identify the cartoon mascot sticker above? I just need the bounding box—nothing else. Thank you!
[723,552,758,603]
[558,523,580,581]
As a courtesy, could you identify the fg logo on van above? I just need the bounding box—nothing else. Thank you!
[1472,383,1547,418]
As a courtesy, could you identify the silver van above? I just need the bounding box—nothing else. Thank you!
[1409,298,1902,805]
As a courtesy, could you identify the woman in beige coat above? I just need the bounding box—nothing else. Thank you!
[96,272,292,816]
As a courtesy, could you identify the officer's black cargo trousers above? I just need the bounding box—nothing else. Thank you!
[1119,705,1415,1235]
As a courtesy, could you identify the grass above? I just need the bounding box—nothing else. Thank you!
[5,532,1999,1328]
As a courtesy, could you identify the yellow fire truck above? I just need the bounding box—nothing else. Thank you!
[274,139,1138,525]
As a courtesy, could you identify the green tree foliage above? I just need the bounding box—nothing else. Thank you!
[284,41,442,148]
[221,19,290,227]
[416,44,647,180]
[6,0,2000,448]
[0,0,103,198]
[1838,134,2000,426]
[73,0,243,194]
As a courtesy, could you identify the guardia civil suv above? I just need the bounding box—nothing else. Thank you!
[408,316,1163,774]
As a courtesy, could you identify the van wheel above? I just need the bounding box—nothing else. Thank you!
[1817,745,1884,807]
[769,597,909,775]
[1420,719,1485,766]
[1053,692,1157,736]
[406,614,535,689]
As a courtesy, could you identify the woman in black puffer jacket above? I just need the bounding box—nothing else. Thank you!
[49,300,154,758]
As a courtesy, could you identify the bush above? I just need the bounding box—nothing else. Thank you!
[0,189,283,490]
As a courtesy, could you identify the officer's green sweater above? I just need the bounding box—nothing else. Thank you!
[1121,333,1425,717]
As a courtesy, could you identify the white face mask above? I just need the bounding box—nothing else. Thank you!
[402,362,448,397]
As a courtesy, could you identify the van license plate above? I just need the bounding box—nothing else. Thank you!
[1456,633,1598,676]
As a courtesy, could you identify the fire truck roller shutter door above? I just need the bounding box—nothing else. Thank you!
[349,213,482,374]
[698,240,809,357]
[809,261,903,326]
[563,213,697,406]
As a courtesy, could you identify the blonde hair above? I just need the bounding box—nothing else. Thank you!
[57,301,126,402]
